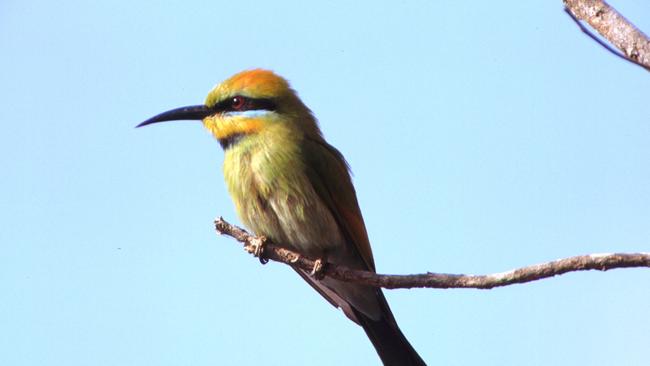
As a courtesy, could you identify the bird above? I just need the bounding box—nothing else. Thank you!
[137,69,426,365]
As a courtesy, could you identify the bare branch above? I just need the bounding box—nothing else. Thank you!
[564,0,650,71]
[214,217,650,290]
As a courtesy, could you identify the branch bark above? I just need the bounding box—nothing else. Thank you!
[564,0,650,70]
[214,217,650,290]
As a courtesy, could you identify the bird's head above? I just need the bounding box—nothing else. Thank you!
[138,69,319,149]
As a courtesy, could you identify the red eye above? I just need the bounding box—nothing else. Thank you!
[231,96,245,110]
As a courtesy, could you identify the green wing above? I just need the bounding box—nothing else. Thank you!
[301,137,375,272]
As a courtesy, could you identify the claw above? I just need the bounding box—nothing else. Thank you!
[247,236,268,264]
[310,259,325,280]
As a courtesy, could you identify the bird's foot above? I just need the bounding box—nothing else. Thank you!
[247,236,268,264]
[310,259,326,280]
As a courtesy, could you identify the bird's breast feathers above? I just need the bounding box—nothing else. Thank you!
[222,135,344,257]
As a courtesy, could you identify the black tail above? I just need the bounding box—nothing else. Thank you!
[353,299,426,365]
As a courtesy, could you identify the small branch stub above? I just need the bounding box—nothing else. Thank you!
[214,217,650,290]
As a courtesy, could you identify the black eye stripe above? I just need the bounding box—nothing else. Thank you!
[213,96,277,113]
[243,98,276,111]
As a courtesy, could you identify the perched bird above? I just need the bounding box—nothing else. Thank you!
[138,69,426,365]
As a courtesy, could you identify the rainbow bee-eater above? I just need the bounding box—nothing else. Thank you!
[138,69,426,365]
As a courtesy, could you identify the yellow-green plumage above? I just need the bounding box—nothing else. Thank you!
[139,69,425,366]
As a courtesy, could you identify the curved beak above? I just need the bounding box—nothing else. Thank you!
[136,105,213,128]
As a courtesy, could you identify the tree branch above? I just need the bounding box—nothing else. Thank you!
[564,0,650,71]
[214,217,650,290]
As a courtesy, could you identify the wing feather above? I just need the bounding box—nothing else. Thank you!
[301,137,375,272]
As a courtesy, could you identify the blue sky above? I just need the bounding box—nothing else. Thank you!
[1,1,649,365]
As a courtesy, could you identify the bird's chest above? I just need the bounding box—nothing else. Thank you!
[222,143,343,256]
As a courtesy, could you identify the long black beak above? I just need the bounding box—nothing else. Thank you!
[136,105,213,128]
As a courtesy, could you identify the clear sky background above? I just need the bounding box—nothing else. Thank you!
[1,1,649,365]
